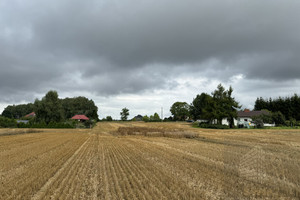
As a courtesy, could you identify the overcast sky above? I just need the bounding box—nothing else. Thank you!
[1,0,300,119]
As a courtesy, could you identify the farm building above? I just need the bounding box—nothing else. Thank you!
[237,109,267,124]
[71,115,89,122]
[133,115,143,121]
[236,109,275,127]
[201,109,275,127]
[25,112,36,118]
[217,109,275,127]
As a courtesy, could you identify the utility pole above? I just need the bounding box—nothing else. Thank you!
[161,107,163,121]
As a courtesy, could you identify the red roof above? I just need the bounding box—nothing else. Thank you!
[71,115,89,120]
[25,112,36,118]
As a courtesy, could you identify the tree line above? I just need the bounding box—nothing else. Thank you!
[2,103,35,119]
[170,85,300,127]
[254,94,300,122]
[1,91,99,124]
[102,108,162,122]
[170,84,240,127]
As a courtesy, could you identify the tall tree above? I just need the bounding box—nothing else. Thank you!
[152,112,161,122]
[224,86,241,128]
[34,91,64,124]
[254,94,300,120]
[106,116,113,121]
[191,84,240,127]
[291,94,300,120]
[212,84,228,124]
[254,97,266,111]
[120,107,129,121]
[62,97,98,120]
[170,102,190,121]
[190,93,216,122]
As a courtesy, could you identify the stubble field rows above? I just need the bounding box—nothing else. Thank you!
[0,122,299,199]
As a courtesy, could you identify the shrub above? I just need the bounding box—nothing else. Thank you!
[272,111,286,126]
[199,124,229,129]
[106,116,113,121]
[0,116,17,128]
[17,121,74,128]
[113,127,198,139]
[84,120,93,128]
[142,115,150,122]
[149,113,161,122]
[254,119,264,129]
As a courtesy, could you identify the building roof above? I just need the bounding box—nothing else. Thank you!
[134,115,143,119]
[71,115,89,120]
[25,112,36,118]
[237,110,269,118]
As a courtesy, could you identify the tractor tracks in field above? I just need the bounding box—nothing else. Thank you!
[31,135,91,200]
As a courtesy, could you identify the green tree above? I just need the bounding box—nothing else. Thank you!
[153,113,161,122]
[223,86,241,128]
[254,97,267,111]
[34,91,64,124]
[142,115,150,122]
[190,84,240,127]
[254,94,300,121]
[253,112,273,124]
[190,93,216,122]
[170,102,190,121]
[2,103,34,119]
[120,107,129,121]
[212,84,228,124]
[149,113,161,122]
[291,94,300,120]
[0,116,17,128]
[272,111,286,126]
[62,97,98,120]
[106,116,113,121]
[212,84,240,127]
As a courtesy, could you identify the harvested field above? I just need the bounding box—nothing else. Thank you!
[0,129,42,136]
[0,122,299,199]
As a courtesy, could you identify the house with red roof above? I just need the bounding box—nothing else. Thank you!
[25,112,36,118]
[71,115,89,122]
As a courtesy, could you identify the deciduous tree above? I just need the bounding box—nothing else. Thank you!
[34,91,64,124]
[120,108,129,121]
[170,102,190,121]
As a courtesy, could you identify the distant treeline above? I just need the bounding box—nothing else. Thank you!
[2,104,34,119]
[1,91,99,124]
[0,116,74,129]
[254,94,300,120]
[169,84,240,128]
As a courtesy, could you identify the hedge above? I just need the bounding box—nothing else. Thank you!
[199,123,230,129]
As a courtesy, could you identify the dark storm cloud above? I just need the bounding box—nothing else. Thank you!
[1,0,300,103]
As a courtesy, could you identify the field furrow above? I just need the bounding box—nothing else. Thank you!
[0,131,88,200]
[38,136,91,199]
[107,138,154,199]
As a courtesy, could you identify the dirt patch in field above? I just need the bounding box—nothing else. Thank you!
[112,127,198,139]
[0,129,42,136]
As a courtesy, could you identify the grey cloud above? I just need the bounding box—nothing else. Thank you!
[32,0,300,67]
[1,0,300,104]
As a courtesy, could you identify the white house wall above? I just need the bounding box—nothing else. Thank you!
[211,118,238,126]
[199,117,274,127]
